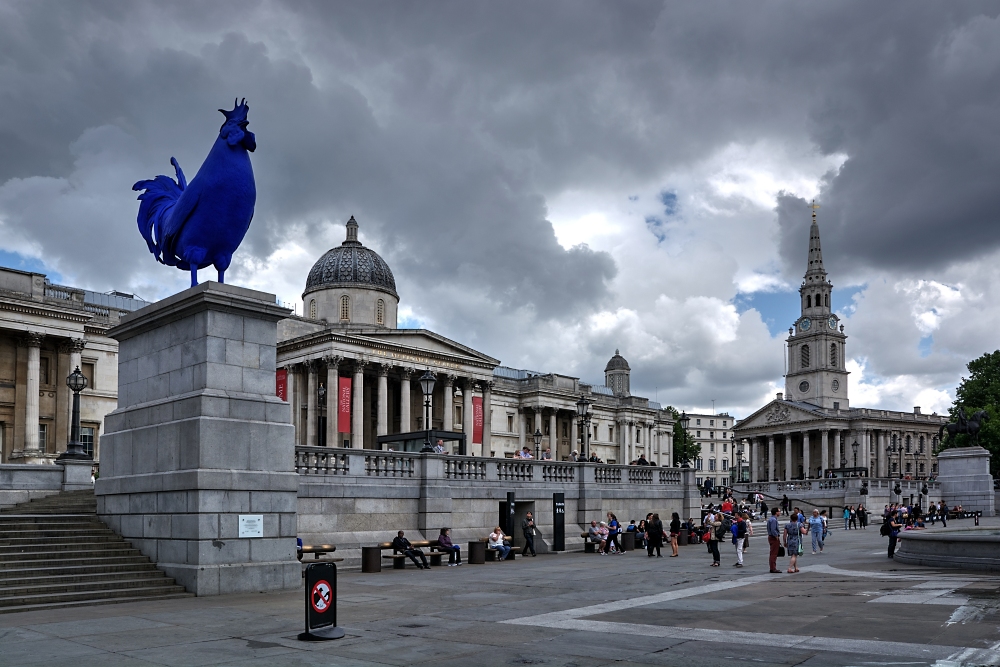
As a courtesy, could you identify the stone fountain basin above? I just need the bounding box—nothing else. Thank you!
[894,528,1000,572]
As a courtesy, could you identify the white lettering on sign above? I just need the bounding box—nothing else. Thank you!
[238,514,264,538]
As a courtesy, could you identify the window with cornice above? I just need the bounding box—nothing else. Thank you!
[339,295,350,322]
[830,343,837,368]
[801,344,810,368]
[376,299,385,325]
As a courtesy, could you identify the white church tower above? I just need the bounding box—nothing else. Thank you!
[784,202,849,410]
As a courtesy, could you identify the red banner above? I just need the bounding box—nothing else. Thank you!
[275,369,287,401]
[472,396,483,444]
[338,377,352,434]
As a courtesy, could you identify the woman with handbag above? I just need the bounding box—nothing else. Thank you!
[783,513,802,573]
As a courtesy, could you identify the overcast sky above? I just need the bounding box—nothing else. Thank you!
[2,1,999,418]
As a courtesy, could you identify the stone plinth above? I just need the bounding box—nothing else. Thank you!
[937,446,995,517]
[95,282,298,596]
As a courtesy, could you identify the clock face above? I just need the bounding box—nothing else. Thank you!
[800,318,811,332]
[799,380,810,393]
[828,317,837,330]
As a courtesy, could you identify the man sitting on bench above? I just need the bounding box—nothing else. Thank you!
[392,530,429,569]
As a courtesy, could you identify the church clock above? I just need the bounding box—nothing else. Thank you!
[799,318,811,331]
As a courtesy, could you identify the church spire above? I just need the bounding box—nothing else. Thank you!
[804,200,826,283]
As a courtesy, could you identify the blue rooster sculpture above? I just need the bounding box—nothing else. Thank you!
[133,99,257,287]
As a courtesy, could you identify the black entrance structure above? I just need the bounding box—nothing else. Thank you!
[375,430,467,454]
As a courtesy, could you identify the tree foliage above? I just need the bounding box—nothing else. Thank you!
[665,406,701,467]
[946,350,1000,476]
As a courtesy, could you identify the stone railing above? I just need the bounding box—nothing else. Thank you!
[294,447,692,491]
[294,447,349,475]
[446,458,487,480]
[542,464,575,483]
[734,477,941,500]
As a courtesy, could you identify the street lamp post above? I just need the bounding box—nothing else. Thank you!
[679,411,691,468]
[57,366,90,461]
[317,383,327,447]
[575,395,592,460]
[533,429,542,459]
[419,370,436,453]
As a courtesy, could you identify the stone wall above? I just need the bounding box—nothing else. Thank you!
[295,447,699,565]
[0,463,64,508]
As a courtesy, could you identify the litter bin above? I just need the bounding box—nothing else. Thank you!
[361,546,381,573]
[678,530,689,546]
[467,541,486,564]
[620,531,635,552]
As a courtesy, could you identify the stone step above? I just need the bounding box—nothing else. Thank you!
[0,563,163,581]
[0,584,190,610]
[0,591,193,615]
[0,573,176,598]
[0,555,155,570]
[0,534,125,546]
[0,547,144,561]
[0,541,135,554]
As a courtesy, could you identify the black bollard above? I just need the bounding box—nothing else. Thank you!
[298,562,345,641]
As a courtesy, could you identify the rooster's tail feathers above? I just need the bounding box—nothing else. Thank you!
[133,158,186,264]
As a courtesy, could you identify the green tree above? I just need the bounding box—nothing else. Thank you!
[945,350,1000,476]
[665,406,701,467]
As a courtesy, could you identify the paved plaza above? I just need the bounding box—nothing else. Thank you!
[1,520,999,667]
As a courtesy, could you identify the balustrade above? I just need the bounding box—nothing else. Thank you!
[365,452,415,478]
[497,461,533,481]
[294,447,348,475]
[595,466,621,484]
[658,469,682,485]
[542,464,575,482]
[446,458,486,480]
[628,467,653,485]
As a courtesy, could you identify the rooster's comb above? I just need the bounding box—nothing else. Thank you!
[219,98,250,122]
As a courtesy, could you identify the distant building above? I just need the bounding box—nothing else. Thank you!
[0,266,148,463]
[277,218,675,461]
[684,411,735,487]
[735,204,944,480]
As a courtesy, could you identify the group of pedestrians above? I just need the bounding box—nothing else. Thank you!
[841,504,869,529]
[764,506,830,573]
[702,509,752,567]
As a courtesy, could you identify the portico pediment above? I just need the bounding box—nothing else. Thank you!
[736,400,824,431]
[358,329,499,369]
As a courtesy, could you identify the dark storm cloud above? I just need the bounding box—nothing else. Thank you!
[2,0,1000,337]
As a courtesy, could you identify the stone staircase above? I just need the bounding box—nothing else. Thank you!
[0,490,192,613]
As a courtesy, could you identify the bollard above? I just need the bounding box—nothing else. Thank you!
[298,562,345,641]
[975,513,980,526]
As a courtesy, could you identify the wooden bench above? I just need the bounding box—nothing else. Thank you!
[296,543,342,577]
[480,535,521,561]
[376,540,447,569]
[581,532,601,553]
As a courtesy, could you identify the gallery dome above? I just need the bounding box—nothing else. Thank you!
[304,216,397,298]
[604,349,631,372]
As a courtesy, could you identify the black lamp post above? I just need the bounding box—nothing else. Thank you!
[851,440,859,470]
[575,395,592,460]
[533,428,542,459]
[58,366,91,461]
[679,411,691,467]
[419,369,436,453]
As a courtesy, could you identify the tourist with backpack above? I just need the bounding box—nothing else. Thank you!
[731,514,748,567]
[883,512,903,558]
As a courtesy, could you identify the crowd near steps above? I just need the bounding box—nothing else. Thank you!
[0,490,191,613]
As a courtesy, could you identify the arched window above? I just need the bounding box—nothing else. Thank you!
[308,299,317,319]
[919,436,924,454]
[824,294,829,307]
[339,295,350,322]
[806,295,812,308]
[830,343,837,368]
[376,299,385,326]
[801,344,810,368]
[905,435,911,453]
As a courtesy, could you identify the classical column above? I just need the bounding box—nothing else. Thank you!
[462,378,474,444]
[442,374,455,431]
[400,367,413,433]
[518,408,527,450]
[482,381,492,454]
[750,437,759,482]
[768,435,775,481]
[22,333,43,452]
[306,361,318,447]
[548,410,557,453]
[325,356,340,446]
[877,430,886,477]
[820,430,829,478]
[834,430,842,469]
[570,418,578,460]
[802,431,810,479]
[351,360,366,449]
[784,433,792,481]
[376,364,389,437]
[286,365,300,445]
[533,409,543,451]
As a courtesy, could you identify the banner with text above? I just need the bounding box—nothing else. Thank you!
[275,369,287,402]
[338,377,352,434]
[472,396,483,444]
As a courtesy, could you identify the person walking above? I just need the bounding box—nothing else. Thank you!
[669,512,681,557]
[605,512,622,555]
[438,527,462,566]
[848,505,858,530]
[784,512,802,573]
[842,506,851,530]
[646,513,665,557]
[781,494,790,513]
[521,512,537,556]
[767,508,781,573]
[731,514,747,568]
[707,512,722,567]
[808,509,824,554]
[940,501,949,528]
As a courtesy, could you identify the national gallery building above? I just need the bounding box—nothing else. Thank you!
[276,217,675,463]
[734,207,945,481]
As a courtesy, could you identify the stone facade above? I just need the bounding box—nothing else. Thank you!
[684,412,736,485]
[0,265,146,464]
